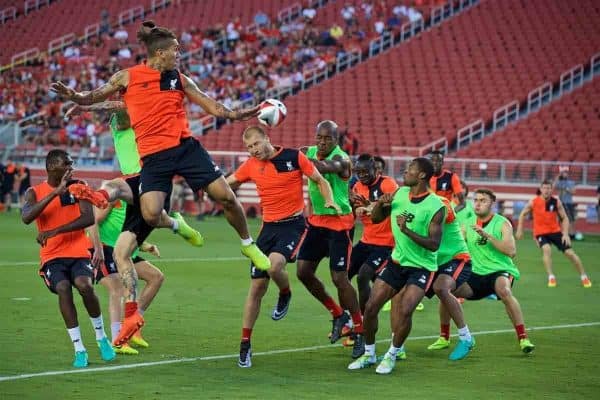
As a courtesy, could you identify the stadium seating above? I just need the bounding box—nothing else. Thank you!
[454,78,600,163]
[206,0,600,154]
[0,0,151,64]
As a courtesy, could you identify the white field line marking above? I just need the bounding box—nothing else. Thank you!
[0,257,247,267]
[1,321,598,382]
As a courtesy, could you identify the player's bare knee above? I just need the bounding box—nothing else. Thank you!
[496,286,512,300]
[55,281,72,297]
[331,272,350,288]
[250,279,269,298]
[217,191,238,209]
[74,281,94,297]
[296,264,313,282]
[146,268,164,286]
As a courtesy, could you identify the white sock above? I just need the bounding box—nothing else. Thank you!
[387,344,401,357]
[90,315,107,340]
[365,344,376,358]
[548,274,556,280]
[67,327,86,352]
[110,322,121,343]
[241,237,253,246]
[581,274,588,280]
[171,218,179,232]
[345,311,353,328]
[458,325,472,341]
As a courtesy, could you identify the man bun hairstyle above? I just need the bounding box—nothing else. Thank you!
[137,20,177,56]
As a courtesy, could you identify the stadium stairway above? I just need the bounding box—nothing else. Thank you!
[202,0,600,155]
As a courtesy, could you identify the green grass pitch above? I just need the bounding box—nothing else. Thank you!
[0,212,598,399]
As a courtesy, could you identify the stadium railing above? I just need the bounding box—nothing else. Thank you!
[453,52,600,151]
[193,0,480,138]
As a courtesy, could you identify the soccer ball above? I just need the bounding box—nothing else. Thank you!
[257,99,287,127]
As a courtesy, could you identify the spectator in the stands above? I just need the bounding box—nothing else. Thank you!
[302,7,317,22]
[254,10,270,27]
[114,25,129,41]
[341,3,357,26]
[329,23,344,41]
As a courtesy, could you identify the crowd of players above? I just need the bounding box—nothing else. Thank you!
[20,19,592,373]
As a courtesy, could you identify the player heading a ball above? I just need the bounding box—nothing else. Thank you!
[257,99,287,128]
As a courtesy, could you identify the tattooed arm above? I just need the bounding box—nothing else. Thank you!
[50,70,129,105]
[65,101,127,118]
[181,74,259,120]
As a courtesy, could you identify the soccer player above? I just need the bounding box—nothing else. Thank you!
[423,196,474,360]
[89,199,164,354]
[430,150,465,210]
[450,188,535,353]
[65,102,195,346]
[348,154,397,314]
[50,21,270,279]
[21,149,115,368]
[227,126,339,368]
[296,120,364,358]
[373,156,386,176]
[349,158,444,374]
[516,180,591,288]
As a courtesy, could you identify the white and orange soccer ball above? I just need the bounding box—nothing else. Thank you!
[257,99,287,128]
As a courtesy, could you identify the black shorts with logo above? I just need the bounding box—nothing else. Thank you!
[39,258,94,294]
[376,258,436,293]
[122,175,170,245]
[535,232,571,252]
[90,245,118,284]
[425,258,473,298]
[296,223,354,272]
[140,137,223,195]
[90,245,147,283]
[250,215,307,279]
[466,271,515,300]
[348,241,393,281]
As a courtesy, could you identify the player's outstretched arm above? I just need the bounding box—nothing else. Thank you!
[225,173,243,191]
[473,221,516,258]
[21,169,73,224]
[398,207,444,251]
[307,169,341,213]
[453,175,466,212]
[310,155,351,179]
[515,200,533,239]
[65,101,127,119]
[50,70,128,105]
[181,74,259,120]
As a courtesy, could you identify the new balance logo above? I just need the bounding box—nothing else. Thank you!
[286,241,295,251]
[418,275,427,284]
[444,267,453,273]
[286,161,293,171]
[442,182,448,190]
[337,257,345,267]
[86,264,93,271]
[373,258,381,266]
[477,237,488,246]
[46,270,51,278]
[170,79,177,90]
[373,189,379,199]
